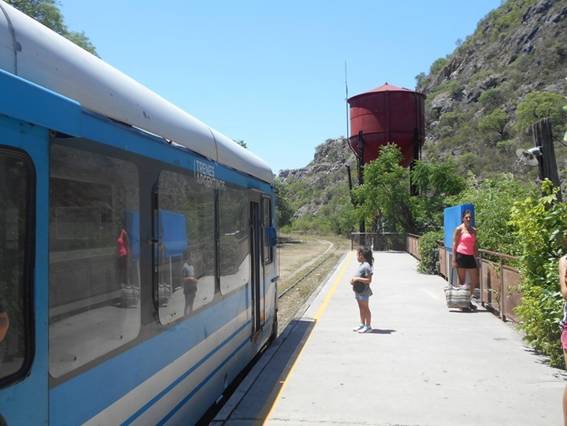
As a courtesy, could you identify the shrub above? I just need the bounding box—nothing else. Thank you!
[430,57,448,75]
[478,108,508,141]
[516,91,567,134]
[418,230,444,274]
[451,175,535,255]
[479,88,505,111]
[510,180,567,367]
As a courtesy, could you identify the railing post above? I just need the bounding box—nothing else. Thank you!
[499,257,505,320]
[479,255,484,307]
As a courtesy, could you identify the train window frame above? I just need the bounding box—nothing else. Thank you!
[48,140,142,380]
[262,196,273,265]
[152,168,217,325]
[218,184,251,296]
[0,147,35,389]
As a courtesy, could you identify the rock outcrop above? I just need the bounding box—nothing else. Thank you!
[278,138,356,219]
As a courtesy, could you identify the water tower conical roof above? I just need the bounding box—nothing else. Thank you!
[348,82,422,103]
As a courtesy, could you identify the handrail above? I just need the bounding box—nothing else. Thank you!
[406,234,522,322]
[478,248,518,262]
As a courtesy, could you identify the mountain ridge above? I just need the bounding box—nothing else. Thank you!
[280,0,566,225]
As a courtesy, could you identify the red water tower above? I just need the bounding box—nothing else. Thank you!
[347,82,425,167]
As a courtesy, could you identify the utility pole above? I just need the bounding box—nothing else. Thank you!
[532,118,562,200]
[357,131,366,243]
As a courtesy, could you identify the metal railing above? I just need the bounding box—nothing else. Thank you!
[440,244,520,322]
[406,234,420,259]
[405,234,522,323]
[350,232,376,250]
[350,232,406,251]
[477,249,521,322]
[351,232,522,322]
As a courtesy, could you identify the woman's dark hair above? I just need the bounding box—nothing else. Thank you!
[357,247,374,266]
[462,209,473,220]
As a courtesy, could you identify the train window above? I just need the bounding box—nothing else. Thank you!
[219,186,250,295]
[48,143,140,378]
[0,150,33,384]
[262,197,273,264]
[155,170,216,325]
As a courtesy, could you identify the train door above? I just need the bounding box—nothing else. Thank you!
[249,200,264,335]
[0,116,48,425]
[261,196,276,330]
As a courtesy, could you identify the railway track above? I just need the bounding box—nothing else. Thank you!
[275,239,348,335]
[278,240,334,299]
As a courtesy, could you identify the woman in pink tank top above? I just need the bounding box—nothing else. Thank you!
[452,210,479,311]
[116,228,129,285]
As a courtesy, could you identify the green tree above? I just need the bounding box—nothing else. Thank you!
[411,160,467,232]
[478,108,508,142]
[516,91,567,134]
[322,191,357,237]
[354,144,414,233]
[451,174,535,255]
[479,88,505,111]
[233,139,247,149]
[436,111,468,138]
[6,0,98,55]
[274,179,293,228]
[430,57,448,75]
[65,31,97,56]
[354,146,468,235]
[415,72,427,90]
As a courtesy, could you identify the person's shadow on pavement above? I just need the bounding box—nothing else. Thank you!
[368,329,396,334]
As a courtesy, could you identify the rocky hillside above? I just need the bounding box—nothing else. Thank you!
[281,0,567,225]
[277,138,355,231]
[417,0,567,183]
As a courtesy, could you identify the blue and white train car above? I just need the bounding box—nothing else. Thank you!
[0,2,278,424]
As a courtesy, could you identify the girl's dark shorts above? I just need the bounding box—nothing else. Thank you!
[455,252,477,269]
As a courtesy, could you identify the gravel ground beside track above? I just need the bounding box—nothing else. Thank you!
[276,234,349,334]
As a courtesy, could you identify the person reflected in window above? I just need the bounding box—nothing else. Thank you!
[452,210,479,311]
[182,253,198,316]
[0,303,9,343]
[116,226,129,286]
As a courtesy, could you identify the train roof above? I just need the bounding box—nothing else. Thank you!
[0,1,273,184]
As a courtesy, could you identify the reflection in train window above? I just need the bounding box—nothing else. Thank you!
[155,170,216,325]
[262,197,273,264]
[0,151,32,383]
[49,143,140,378]
[219,186,250,295]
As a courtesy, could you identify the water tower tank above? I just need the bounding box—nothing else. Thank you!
[347,83,425,167]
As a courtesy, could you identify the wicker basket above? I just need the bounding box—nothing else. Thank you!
[444,286,471,309]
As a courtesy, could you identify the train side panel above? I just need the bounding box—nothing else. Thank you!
[0,68,278,425]
[0,112,50,423]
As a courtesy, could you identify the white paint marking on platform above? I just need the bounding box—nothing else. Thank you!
[421,288,443,301]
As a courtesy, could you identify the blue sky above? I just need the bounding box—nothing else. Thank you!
[60,0,501,173]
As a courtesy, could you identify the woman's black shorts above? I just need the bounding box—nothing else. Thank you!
[455,252,477,269]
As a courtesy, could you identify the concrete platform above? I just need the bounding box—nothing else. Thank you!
[212,251,565,426]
